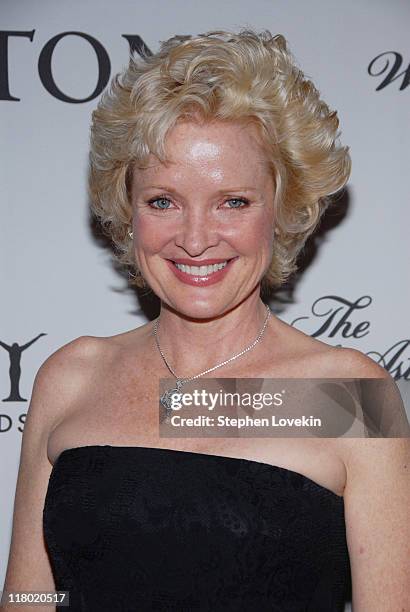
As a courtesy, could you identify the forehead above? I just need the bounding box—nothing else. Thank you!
[133,119,271,186]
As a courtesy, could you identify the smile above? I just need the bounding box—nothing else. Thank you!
[174,261,228,276]
[166,257,238,287]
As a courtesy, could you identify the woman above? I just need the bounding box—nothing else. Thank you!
[2,29,409,612]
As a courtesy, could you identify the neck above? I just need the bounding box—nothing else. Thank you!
[153,291,271,376]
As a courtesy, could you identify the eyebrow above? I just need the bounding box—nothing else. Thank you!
[139,185,261,194]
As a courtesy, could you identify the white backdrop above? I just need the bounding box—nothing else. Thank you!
[1,0,409,607]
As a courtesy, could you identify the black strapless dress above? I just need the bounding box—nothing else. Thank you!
[43,445,351,611]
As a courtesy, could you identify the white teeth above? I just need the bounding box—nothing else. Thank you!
[174,261,228,276]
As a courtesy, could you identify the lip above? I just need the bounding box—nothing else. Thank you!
[170,257,234,266]
[166,257,238,287]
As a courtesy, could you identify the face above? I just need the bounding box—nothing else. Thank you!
[131,119,276,318]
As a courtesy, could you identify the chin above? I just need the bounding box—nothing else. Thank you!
[164,299,231,320]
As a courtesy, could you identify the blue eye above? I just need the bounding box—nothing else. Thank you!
[147,197,172,210]
[225,198,249,209]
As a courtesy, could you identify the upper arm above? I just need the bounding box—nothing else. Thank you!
[1,336,98,609]
[339,349,410,611]
[344,437,410,611]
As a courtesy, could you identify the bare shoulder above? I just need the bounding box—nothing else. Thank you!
[31,335,107,431]
[329,346,391,379]
[35,335,104,390]
[41,334,103,367]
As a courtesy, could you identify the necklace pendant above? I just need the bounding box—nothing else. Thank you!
[160,380,184,416]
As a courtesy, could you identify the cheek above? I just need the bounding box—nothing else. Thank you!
[134,215,169,251]
[236,216,274,253]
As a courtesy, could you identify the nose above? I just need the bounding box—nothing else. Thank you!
[174,207,220,256]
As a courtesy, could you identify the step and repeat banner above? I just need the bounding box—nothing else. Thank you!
[1,0,409,607]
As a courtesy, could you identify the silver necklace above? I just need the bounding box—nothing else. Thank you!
[154,303,271,418]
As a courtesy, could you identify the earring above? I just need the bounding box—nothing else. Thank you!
[128,229,133,238]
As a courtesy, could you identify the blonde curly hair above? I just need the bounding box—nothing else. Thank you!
[88,28,351,293]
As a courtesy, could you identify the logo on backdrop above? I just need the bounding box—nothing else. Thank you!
[0,333,47,402]
[291,295,409,380]
[0,333,47,434]
[3,31,408,100]
[368,51,410,91]
[0,30,151,102]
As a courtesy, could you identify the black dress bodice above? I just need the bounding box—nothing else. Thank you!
[43,445,351,611]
